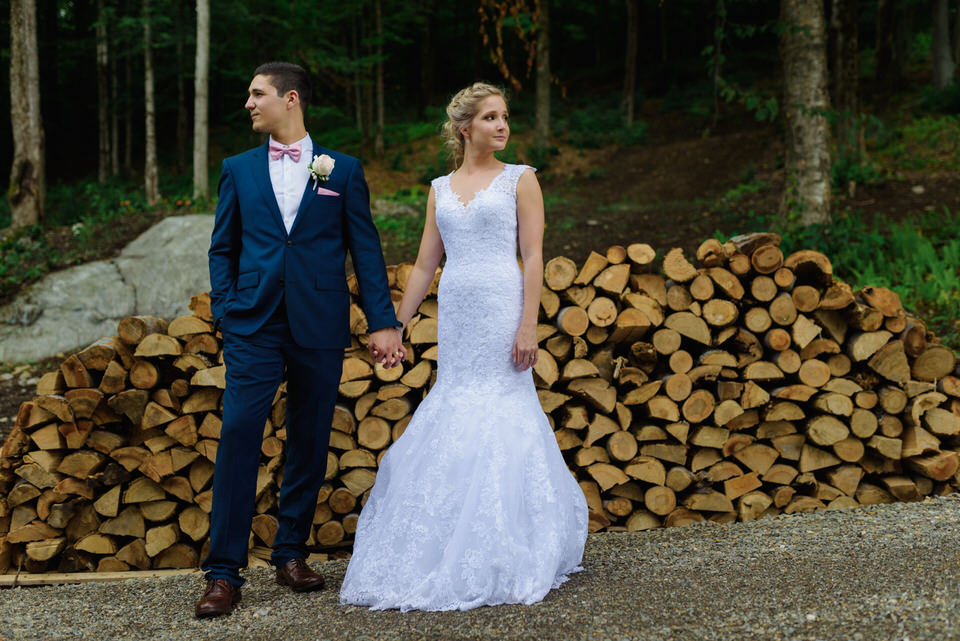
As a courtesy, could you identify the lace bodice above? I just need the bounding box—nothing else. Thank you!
[432,164,533,272]
[428,164,535,391]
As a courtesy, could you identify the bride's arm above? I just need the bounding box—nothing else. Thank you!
[514,169,545,371]
[395,186,445,329]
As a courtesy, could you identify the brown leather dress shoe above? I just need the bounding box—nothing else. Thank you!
[276,558,326,592]
[195,579,242,619]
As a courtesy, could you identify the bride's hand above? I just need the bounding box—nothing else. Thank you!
[512,324,539,371]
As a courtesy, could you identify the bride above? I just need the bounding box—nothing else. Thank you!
[339,82,588,612]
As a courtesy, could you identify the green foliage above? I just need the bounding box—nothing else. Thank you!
[720,178,769,203]
[0,225,64,297]
[560,104,648,149]
[828,112,886,189]
[721,208,960,348]
[384,121,440,148]
[525,144,559,171]
[416,149,454,185]
[372,211,425,250]
[495,142,520,164]
[549,215,576,232]
[0,173,209,303]
[873,115,960,173]
[920,79,960,114]
[384,185,429,209]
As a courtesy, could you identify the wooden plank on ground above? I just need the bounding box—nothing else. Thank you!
[0,568,200,586]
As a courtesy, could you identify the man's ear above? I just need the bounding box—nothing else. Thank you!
[286,89,300,111]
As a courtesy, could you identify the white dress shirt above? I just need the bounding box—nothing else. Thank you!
[268,133,312,234]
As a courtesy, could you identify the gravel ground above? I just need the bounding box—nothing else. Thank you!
[2,496,960,641]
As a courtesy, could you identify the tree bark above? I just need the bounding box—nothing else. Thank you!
[8,0,45,229]
[875,0,896,107]
[110,46,120,177]
[779,0,831,226]
[623,0,638,127]
[351,16,364,136]
[953,0,960,73]
[829,0,859,152]
[659,1,668,63]
[193,0,210,200]
[143,0,159,205]
[932,0,956,89]
[125,52,134,175]
[894,0,915,83]
[361,8,374,141]
[96,0,110,183]
[417,0,436,120]
[175,8,187,174]
[374,0,384,158]
[535,0,551,148]
[711,0,726,126]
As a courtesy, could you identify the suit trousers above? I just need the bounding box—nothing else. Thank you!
[201,305,343,586]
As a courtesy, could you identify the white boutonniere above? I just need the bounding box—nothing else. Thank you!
[308,154,335,189]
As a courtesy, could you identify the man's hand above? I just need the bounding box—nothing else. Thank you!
[368,328,406,368]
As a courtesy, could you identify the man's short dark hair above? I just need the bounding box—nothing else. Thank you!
[254,61,311,113]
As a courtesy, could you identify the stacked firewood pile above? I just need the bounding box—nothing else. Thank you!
[1,232,959,574]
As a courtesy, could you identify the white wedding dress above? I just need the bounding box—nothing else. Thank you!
[339,163,588,612]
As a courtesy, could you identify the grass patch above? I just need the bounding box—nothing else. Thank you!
[0,174,210,305]
[719,207,960,350]
[872,114,960,173]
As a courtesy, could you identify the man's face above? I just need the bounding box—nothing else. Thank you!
[245,74,289,133]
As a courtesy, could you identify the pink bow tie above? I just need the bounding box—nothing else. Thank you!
[269,140,302,162]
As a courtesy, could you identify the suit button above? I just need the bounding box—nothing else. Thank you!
[279,278,285,286]
[286,240,292,247]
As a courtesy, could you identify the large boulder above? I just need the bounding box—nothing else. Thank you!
[0,214,213,362]
[115,214,214,320]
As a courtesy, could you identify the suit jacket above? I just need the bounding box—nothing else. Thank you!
[208,138,398,348]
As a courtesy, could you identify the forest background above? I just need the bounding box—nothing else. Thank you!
[2,0,960,350]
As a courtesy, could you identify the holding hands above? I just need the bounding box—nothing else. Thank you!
[368,327,406,368]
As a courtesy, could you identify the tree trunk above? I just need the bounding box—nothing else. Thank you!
[8,0,45,229]
[623,0,638,127]
[351,16,364,136]
[875,0,896,107]
[96,0,110,183]
[362,9,374,142]
[894,0,915,83]
[953,0,960,73]
[110,47,120,177]
[143,0,159,205]
[659,1,668,63]
[175,6,187,174]
[711,0,726,126]
[932,0,955,89]
[779,0,831,226]
[417,0,436,120]
[535,0,551,148]
[829,0,859,153]
[125,51,134,175]
[193,0,210,200]
[374,0,384,158]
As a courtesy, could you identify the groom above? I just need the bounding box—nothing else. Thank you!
[197,61,405,618]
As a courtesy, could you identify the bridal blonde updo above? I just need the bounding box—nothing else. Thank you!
[441,82,507,164]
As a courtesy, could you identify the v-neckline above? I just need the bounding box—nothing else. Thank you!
[448,164,509,210]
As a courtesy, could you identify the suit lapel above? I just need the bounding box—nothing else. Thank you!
[288,137,323,238]
[252,143,289,238]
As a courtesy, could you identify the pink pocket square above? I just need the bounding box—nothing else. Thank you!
[316,187,340,197]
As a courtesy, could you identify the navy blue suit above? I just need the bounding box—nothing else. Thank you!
[203,138,397,586]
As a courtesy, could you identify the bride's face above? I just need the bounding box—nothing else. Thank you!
[463,96,510,153]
